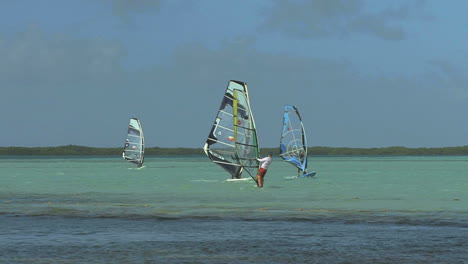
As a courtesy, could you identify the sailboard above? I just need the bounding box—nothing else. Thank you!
[204,80,260,185]
[279,105,316,177]
[122,118,145,168]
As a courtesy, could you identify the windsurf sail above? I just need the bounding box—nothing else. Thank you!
[204,80,260,183]
[122,118,145,167]
[279,105,316,177]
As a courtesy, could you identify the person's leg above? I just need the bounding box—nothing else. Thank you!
[258,175,264,187]
[255,171,262,187]
[256,168,266,187]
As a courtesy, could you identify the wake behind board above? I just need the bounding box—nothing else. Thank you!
[128,166,146,170]
[226,178,253,182]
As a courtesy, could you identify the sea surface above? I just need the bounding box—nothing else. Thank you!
[0,156,467,264]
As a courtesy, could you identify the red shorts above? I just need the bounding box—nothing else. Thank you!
[257,168,267,177]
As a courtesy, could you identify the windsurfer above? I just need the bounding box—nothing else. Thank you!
[256,153,272,188]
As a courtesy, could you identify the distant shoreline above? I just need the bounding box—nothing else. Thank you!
[1,145,467,156]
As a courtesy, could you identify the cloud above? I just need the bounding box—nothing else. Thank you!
[0,25,126,86]
[0,26,133,147]
[135,39,439,147]
[259,0,427,40]
[146,37,468,147]
[427,59,468,101]
[1,25,465,148]
[106,0,162,24]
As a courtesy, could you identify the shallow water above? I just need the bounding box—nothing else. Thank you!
[1,156,467,263]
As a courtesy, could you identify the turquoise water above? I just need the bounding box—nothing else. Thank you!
[1,156,467,263]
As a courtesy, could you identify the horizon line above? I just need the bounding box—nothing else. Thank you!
[1,145,467,149]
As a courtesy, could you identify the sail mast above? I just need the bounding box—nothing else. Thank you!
[232,81,259,183]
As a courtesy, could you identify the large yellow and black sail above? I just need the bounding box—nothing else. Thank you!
[204,80,259,182]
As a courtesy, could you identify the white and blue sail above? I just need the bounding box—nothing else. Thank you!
[204,80,260,184]
[280,105,316,177]
[122,118,145,168]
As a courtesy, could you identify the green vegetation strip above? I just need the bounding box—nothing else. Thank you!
[1,145,467,156]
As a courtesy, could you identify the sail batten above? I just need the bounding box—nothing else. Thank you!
[236,142,257,147]
[219,110,234,117]
[122,118,145,168]
[204,80,260,182]
[211,125,235,133]
[207,140,235,148]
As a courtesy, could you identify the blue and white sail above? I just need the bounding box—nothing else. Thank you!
[279,105,316,177]
[204,80,260,184]
[122,118,145,167]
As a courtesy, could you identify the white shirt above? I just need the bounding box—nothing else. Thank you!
[257,156,272,169]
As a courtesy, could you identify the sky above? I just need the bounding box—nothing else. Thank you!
[1,0,467,148]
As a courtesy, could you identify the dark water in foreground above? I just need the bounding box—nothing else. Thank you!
[2,215,468,264]
[1,156,467,263]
